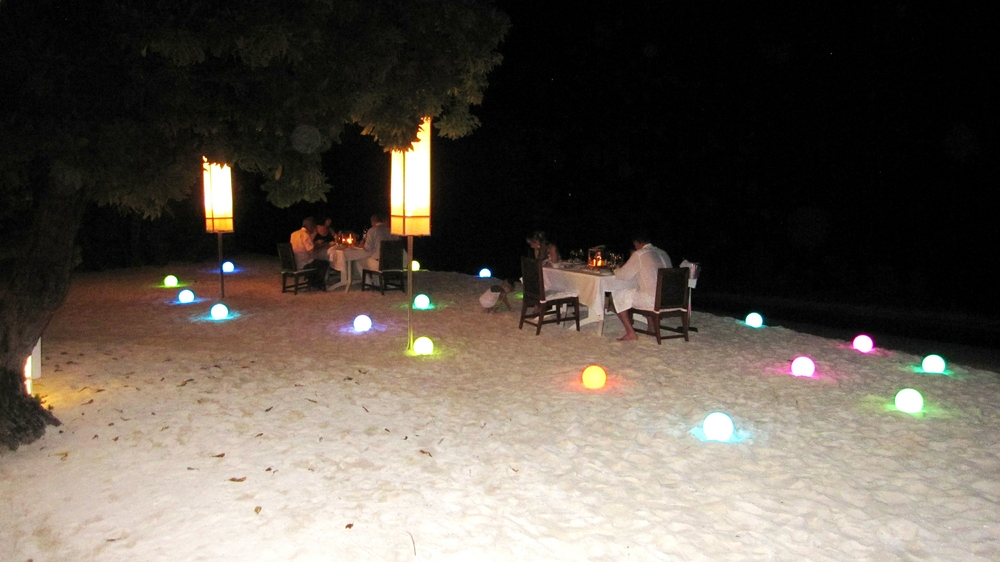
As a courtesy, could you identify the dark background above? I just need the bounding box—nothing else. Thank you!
[77,3,999,345]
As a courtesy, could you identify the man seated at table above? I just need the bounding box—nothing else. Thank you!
[290,217,331,291]
[610,232,672,341]
[360,213,400,271]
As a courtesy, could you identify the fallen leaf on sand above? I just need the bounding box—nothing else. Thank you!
[53,452,70,460]
[229,477,246,482]
[212,453,226,458]
[177,379,195,387]
[345,523,354,529]
[254,506,262,514]
[81,399,94,405]
[419,450,432,457]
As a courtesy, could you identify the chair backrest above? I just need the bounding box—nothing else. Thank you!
[277,243,297,271]
[378,239,406,271]
[520,256,545,302]
[654,267,690,310]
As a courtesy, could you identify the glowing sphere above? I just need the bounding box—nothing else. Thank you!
[177,289,195,304]
[790,356,815,377]
[478,268,492,278]
[581,365,607,389]
[353,315,372,332]
[895,388,924,414]
[413,294,431,310]
[921,354,946,374]
[411,260,421,271]
[164,275,179,287]
[210,303,229,320]
[703,412,735,442]
[413,336,434,355]
[852,334,874,353]
[745,312,763,328]
[222,261,235,273]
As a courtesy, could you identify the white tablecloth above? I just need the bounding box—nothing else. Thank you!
[326,246,371,291]
[542,266,637,334]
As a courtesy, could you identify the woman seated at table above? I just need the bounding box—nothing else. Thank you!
[526,230,560,265]
[314,217,336,244]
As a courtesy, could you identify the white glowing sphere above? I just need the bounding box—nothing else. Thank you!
[177,289,195,304]
[411,260,421,271]
[852,334,874,353]
[353,314,372,332]
[222,261,235,273]
[895,388,924,414]
[790,356,815,377]
[413,336,434,355]
[745,312,763,328]
[413,294,431,310]
[210,303,229,320]
[703,412,735,442]
[921,354,946,374]
[164,275,179,287]
[478,268,492,278]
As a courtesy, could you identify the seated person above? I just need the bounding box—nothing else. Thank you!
[360,213,401,271]
[314,217,336,245]
[526,230,559,265]
[610,232,672,341]
[290,217,331,290]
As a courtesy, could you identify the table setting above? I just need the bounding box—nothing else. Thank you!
[543,246,634,334]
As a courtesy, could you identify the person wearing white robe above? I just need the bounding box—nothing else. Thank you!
[611,234,672,341]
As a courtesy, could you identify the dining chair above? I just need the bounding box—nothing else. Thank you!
[277,243,316,295]
[627,267,691,344]
[361,239,406,294]
[519,257,581,335]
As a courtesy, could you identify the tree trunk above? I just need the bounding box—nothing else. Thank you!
[0,181,87,450]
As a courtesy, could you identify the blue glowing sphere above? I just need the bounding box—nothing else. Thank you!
[222,261,235,273]
[177,289,195,304]
[745,312,763,328]
[353,315,372,332]
[703,412,735,442]
[413,294,431,310]
[210,303,229,320]
[478,268,492,278]
[921,354,946,374]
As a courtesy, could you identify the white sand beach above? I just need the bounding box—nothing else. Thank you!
[2,255,999,561]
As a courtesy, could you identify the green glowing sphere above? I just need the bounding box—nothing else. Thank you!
[894,388,924,414]
[413,336,434,355]
[921,354,946,374]
[164,275,179,287]
[703,412,734,442]
[210,303,229,320]
[413,294,431,310]
[745,312,763,328]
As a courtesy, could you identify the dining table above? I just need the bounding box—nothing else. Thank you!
[542,262,638,335]
[326,245,371,292]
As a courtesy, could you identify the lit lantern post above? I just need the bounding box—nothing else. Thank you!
[203,158,234,298]
[23,338,41,396]
[390,118,432,351]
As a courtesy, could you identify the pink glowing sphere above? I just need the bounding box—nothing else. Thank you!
[852,334,874,353]
[790,356,815,377]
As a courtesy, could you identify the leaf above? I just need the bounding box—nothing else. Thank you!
[264,406,273,412]
[177,379,195,387]
[306,398,317,403]
[187,467,199,470]
[53,451,70,460]
[212,453,226,458]
[254,433,263,438]
[254,506,262,514]
[419,450,432,457]
[82,399,94,405]
[345,523,354,529]
[229,477,246,482]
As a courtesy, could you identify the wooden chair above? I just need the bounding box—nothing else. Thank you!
[361,239,406,294]
[679,260,701,332]
[519,256,581,335]
[277,242,315,294]
[627,267,691,344]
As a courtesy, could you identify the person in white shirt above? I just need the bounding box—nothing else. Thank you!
[290,217,330,290]
[360,213,400,271]
[611,232,672,341]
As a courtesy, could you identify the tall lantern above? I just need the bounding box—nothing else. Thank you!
[391,118,432,350]
[203,158,234,298]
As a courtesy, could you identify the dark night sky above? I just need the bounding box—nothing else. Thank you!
[80,3,998,326]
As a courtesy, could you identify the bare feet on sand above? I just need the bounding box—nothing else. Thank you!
[617,333,638,342]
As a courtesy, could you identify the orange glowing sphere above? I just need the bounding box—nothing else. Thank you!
[581,365,607,389]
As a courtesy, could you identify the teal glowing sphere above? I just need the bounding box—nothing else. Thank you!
[790,356,815,377]
[210,303,229,320]
[164,275,179,287]
[853,334,874,353]
[353,314,372,332]
[895,388,924,414]
[478,268,492,278]
[413,336,434,355]
[411,260,421,271]
[745,312,763,328]
[177,289,195,304]
[222,261,235,273]
[703,412,735,442]
[921,354,946,374]
[413,294,431,310]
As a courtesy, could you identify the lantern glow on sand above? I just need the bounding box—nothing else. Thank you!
[413,294,431,310]
[852,335,874,353]
[353,315,372,332]
[163,275,179,288]
[921,354,946,374]
[210,303,229,321]
[581,365,607,389]
[790,356,816,377]
[478,268,492,278]
[895,388,924,414]
[745,312,764,328]
[413,336,434,356]
[178,289,195,304]
[703,412,735,442]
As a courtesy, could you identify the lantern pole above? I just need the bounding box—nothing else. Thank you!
[218,232,225,298]
[407,235,414,351]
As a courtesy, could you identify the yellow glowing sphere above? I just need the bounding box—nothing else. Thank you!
[411,260,421,271]
[164,275,179,287]
[581,365,607,389]
[413,336,434,355]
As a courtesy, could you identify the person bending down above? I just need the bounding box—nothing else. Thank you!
[480,279,515,313]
